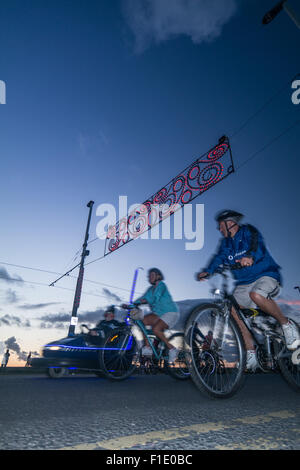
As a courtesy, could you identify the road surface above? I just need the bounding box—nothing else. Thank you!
[0,371,299,450]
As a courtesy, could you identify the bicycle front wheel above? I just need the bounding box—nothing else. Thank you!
[184,303,246,398]
[99,328,138,380]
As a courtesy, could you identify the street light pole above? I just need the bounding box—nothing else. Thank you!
[262,1,300,29]
[68,200,94,336]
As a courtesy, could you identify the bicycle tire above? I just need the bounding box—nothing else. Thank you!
[274,321,300,393]
[98,328,138,381]
[184,303,246,398]
[47,367,68,379]
[164,332,190,381]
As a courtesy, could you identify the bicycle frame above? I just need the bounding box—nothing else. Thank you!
[227,294,253,335]
[134,319,165,361]
[211,269,272,348]
[208,279,285,371]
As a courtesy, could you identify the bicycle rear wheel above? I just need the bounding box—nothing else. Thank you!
[184,303,246,398]
[274,322,300,392]
[98,328,138,380]
[165,332,190,380]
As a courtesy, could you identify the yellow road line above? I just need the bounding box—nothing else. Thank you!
[59,410,299,450]
[216,430,300,450]
[60,422,230,451]
[235,410,295,425]
[216,437,290,450]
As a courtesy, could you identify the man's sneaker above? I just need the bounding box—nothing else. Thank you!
[282,320,300,350]
[246,349,258,372]
[141,346,152,356]
[168,347,179,364]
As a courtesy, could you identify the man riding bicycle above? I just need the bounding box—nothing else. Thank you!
[196,210,300,371]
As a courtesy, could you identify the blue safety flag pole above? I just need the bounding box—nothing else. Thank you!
[126,267,144,324]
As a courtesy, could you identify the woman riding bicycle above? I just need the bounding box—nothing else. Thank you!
[133,268,180,363]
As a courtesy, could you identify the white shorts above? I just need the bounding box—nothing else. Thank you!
[233,276,280,309]
[159,311,180,329]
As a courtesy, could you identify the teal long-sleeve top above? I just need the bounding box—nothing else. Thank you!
[135,281,179,317]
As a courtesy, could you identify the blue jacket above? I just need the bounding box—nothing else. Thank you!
[204,225,282,286]
[135,281,179,316]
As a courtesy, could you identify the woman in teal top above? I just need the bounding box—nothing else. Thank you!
[134,268,180,363]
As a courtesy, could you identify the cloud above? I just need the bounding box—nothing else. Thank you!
[277,303,300,322]
[4,289,20,304]
[39,312,71,329]
[0,267,23,284]
[38,310,105,329]
[38,306,126,329]
[79,308,106,324]
[277,299,300,306]
[18,302,62,310]
[78,130,109,160]
[35,298,300,333]
[39,313,71,323]
[122,0,238,53]
[3,336,32,362]
[102,288,123,303]
[0,314,31,328]
[5,336,21,354]
[38,309,109,329]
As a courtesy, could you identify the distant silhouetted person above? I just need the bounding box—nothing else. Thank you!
[25,352,31,367]
[1,349,10,369]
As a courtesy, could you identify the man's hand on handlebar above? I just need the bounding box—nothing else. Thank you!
[235,257,254,267]
[121,303,133,309]
[195,259,253,281]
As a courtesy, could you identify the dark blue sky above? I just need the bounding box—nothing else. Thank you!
[0,0,299,359]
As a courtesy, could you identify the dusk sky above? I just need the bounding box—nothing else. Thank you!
[0,0,299,365]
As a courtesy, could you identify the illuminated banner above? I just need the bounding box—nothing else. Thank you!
[104,136,234,255]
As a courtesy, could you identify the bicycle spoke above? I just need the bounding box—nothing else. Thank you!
[100,329,137,379]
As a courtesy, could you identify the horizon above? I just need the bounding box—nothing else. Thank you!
[1,0,300,366]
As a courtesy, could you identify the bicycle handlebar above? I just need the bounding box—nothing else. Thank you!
[121,303,139,310]
[196,263,243,281]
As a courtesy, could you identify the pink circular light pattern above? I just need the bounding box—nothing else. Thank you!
[106,140,230,253]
